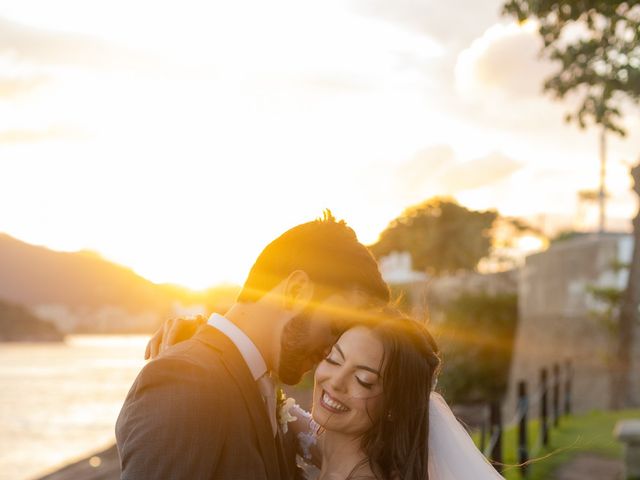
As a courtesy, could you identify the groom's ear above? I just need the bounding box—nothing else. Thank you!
[282,270,314,313]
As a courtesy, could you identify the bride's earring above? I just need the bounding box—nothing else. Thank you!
[386,411,392,421]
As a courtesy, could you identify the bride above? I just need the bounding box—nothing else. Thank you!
[149,310,505,479]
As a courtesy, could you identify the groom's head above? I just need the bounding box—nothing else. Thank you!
[237,212,389,384]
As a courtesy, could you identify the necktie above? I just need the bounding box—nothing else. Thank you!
[257,372,277,436]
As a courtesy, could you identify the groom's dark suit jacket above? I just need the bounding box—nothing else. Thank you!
[115,324,301,479]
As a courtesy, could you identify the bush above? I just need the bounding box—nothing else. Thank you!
[435,293,518,403]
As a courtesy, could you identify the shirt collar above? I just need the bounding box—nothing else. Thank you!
[207,313,268,381]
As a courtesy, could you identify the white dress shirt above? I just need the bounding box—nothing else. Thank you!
[207,313,277,435]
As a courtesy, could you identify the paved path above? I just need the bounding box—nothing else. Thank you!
[551,453,623,480]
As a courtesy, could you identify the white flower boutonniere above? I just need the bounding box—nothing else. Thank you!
[276,390,298,434]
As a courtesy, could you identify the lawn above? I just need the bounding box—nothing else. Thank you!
[473,409,640,479]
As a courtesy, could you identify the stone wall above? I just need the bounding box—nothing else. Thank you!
[388,233,638,416]
[503,233,639,419]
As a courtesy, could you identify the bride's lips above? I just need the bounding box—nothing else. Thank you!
[320,389,351,414]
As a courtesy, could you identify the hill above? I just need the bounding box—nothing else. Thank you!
[0,233,169,312]
[0,234,240,333]
[0,299,64,342]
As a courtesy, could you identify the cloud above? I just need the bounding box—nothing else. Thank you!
[445,21,582,135]
[299,74,372,93]
[455,21,556,101]
[346,1,562,137]
[0,75,46,97]
[438,152,524,191]
[395,145,456,192]
[394,146,524,200]
[0,52,50,98]
[349,0,504,48]
[0,126,80,144]
[0,16,158,70]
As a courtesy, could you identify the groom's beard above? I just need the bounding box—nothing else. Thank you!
[278,309,318,385]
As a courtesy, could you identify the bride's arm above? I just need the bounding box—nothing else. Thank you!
[287,403,323,468]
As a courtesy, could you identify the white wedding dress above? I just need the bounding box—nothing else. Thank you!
[291,392,505,480]
[428,393,505,479]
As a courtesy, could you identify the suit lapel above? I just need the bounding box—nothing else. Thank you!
[277,423,303,480]
[194,325,280,480]
[275,428,291,479]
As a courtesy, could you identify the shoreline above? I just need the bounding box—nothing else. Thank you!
[0,336,66,344]
[35,383,314,479]
[36,444,119,480]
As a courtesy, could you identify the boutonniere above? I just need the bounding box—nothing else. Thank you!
[276,387,297,434]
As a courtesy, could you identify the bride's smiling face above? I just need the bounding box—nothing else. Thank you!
[312,326,385,436]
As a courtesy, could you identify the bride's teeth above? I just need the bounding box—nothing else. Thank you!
[322,392,349,412]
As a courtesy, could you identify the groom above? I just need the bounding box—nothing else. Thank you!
[115,214,390,479]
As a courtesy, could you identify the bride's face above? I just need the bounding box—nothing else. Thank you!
[312,326,385,436]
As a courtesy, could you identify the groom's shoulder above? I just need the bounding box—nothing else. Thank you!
[120,344,229,415]
[126,326,243,403]
[116,338,234,458]
[141,336,227,384]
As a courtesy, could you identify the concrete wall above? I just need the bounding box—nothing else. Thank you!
[504,233,639,419]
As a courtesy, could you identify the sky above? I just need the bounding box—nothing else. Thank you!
[1,0,638,289]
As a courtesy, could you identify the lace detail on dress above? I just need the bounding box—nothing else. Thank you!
[290,403,320,461]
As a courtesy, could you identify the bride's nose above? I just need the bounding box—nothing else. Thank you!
[328,367,349,393]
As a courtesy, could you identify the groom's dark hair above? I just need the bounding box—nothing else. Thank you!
[237,211,389,305]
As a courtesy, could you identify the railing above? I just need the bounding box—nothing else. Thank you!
[476,359,573,477]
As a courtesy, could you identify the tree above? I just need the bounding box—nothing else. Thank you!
[619,164,640,406]
[369,198,497,276]
[435,293,519,404]
[482,216,547,271]
[503,0,640,407]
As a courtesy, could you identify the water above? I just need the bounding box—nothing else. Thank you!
[0,335,149,480]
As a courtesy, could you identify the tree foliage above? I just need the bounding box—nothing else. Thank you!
[370,198,497,276]
[503,0,640,407]
[589,285,624,334]
[550,229,587,244]
[503,1,640,135]
[435,293,519,404]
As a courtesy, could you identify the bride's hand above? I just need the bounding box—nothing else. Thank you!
[144,315,207,360]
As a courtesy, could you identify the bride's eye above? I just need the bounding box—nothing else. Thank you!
[324,357,340,366]
[356,377,373,389]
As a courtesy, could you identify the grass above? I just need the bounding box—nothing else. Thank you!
[282,381,637,479]
[473,409,640,479]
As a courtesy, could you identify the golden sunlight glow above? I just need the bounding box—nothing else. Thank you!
[0,1,637,289]
[515,234,548,254]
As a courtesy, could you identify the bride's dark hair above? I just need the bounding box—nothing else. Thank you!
[360,311,441,480]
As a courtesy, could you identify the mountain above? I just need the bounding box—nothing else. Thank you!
[0,299,64,342]
[0,234,240,334]
[0,234,168,311]
[0,302,64,342]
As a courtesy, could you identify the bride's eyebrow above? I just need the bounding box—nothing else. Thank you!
[334,344,381,376]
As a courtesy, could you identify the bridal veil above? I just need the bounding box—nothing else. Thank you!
[428,393,505,479]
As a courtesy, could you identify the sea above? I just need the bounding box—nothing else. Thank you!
[0,335,149,480]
